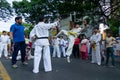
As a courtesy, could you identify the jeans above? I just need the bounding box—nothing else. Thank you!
[12,41,26,65]
[106,47,115,66]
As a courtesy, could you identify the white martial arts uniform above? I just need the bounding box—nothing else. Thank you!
[0,35,9,58]
[90,33,102,65]
[31,21,59,73]
[60,38,66,57]
[56,28,82,62]
[52,38,61,58]
[99,23,109,34]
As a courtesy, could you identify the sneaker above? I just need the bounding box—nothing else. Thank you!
[12,64,18,68]
[9,56,12,59]
[45,70,52,73]
[97,63,101,66]
[67,57,70,63]
[33,70,39,74]
[22,62,28,65]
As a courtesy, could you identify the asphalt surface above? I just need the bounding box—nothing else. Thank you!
[1,57,120,80]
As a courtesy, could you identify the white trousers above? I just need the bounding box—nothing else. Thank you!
[52,45,61,58]
[91,44,101,65]
[61,46,66,57]
[0,44,8,58]
[33,45,52,73]
[66,36,75,56]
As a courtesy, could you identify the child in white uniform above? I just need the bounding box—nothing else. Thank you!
[0,31,9,59]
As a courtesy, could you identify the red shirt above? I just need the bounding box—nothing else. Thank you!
[74,38,80,45]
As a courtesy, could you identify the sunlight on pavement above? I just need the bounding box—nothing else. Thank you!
[0,61,11,80]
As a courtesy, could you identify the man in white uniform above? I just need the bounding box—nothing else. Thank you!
[56,24,82,62]
[90,27,102,65]
[52,37,61,58]
[30,16,60,73]
[0,31,9,59]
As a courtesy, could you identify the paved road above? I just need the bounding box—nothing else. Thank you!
[0,57,120,80]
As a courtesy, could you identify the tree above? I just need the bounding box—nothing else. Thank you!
[13,0,56,23]
[23,22,33,35]
[0,0,13,21]
[101,0,120,35]
[12,0,120,35]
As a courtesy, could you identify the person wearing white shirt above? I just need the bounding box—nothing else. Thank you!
[30,16,60,73]
[56,24,82,63]
[99,23,109,34]
[52,37,61,58]
[90,27,102,66]
[0,31,9,59]
[59,36,66,57]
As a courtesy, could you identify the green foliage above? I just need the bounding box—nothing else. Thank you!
[12,0,120,33]
[12,0,100,23]
[22,22,34,35]
[13,0,50,23]
[108,0,120,35]
[109,18,120,35]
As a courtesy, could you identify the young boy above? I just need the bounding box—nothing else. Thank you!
[105,30,118,67]
[52,36,61,58]
[59,36,66,58]
[90,27,101,65]
[0,31,9,59]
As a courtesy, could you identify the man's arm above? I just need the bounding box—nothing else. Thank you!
[112,37,119,44]
[44,18,60,29]
[9,32,13,40]
[10,25,15,40]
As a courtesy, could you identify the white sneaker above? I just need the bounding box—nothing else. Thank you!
[33,70,39,74]
[67,57,70,63]
[9,56,12,59]
[22,62,28,65]
[45,70,52,73]
[97,63,101,66]
[12,64,18,68]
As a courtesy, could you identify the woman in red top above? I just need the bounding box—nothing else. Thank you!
[72,35,81,58]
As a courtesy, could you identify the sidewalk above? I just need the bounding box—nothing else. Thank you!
[0,58,120,80]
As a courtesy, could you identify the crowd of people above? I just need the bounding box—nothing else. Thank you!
[36,17,120,70]
[0,31,33,60]
[0,16,120,74]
